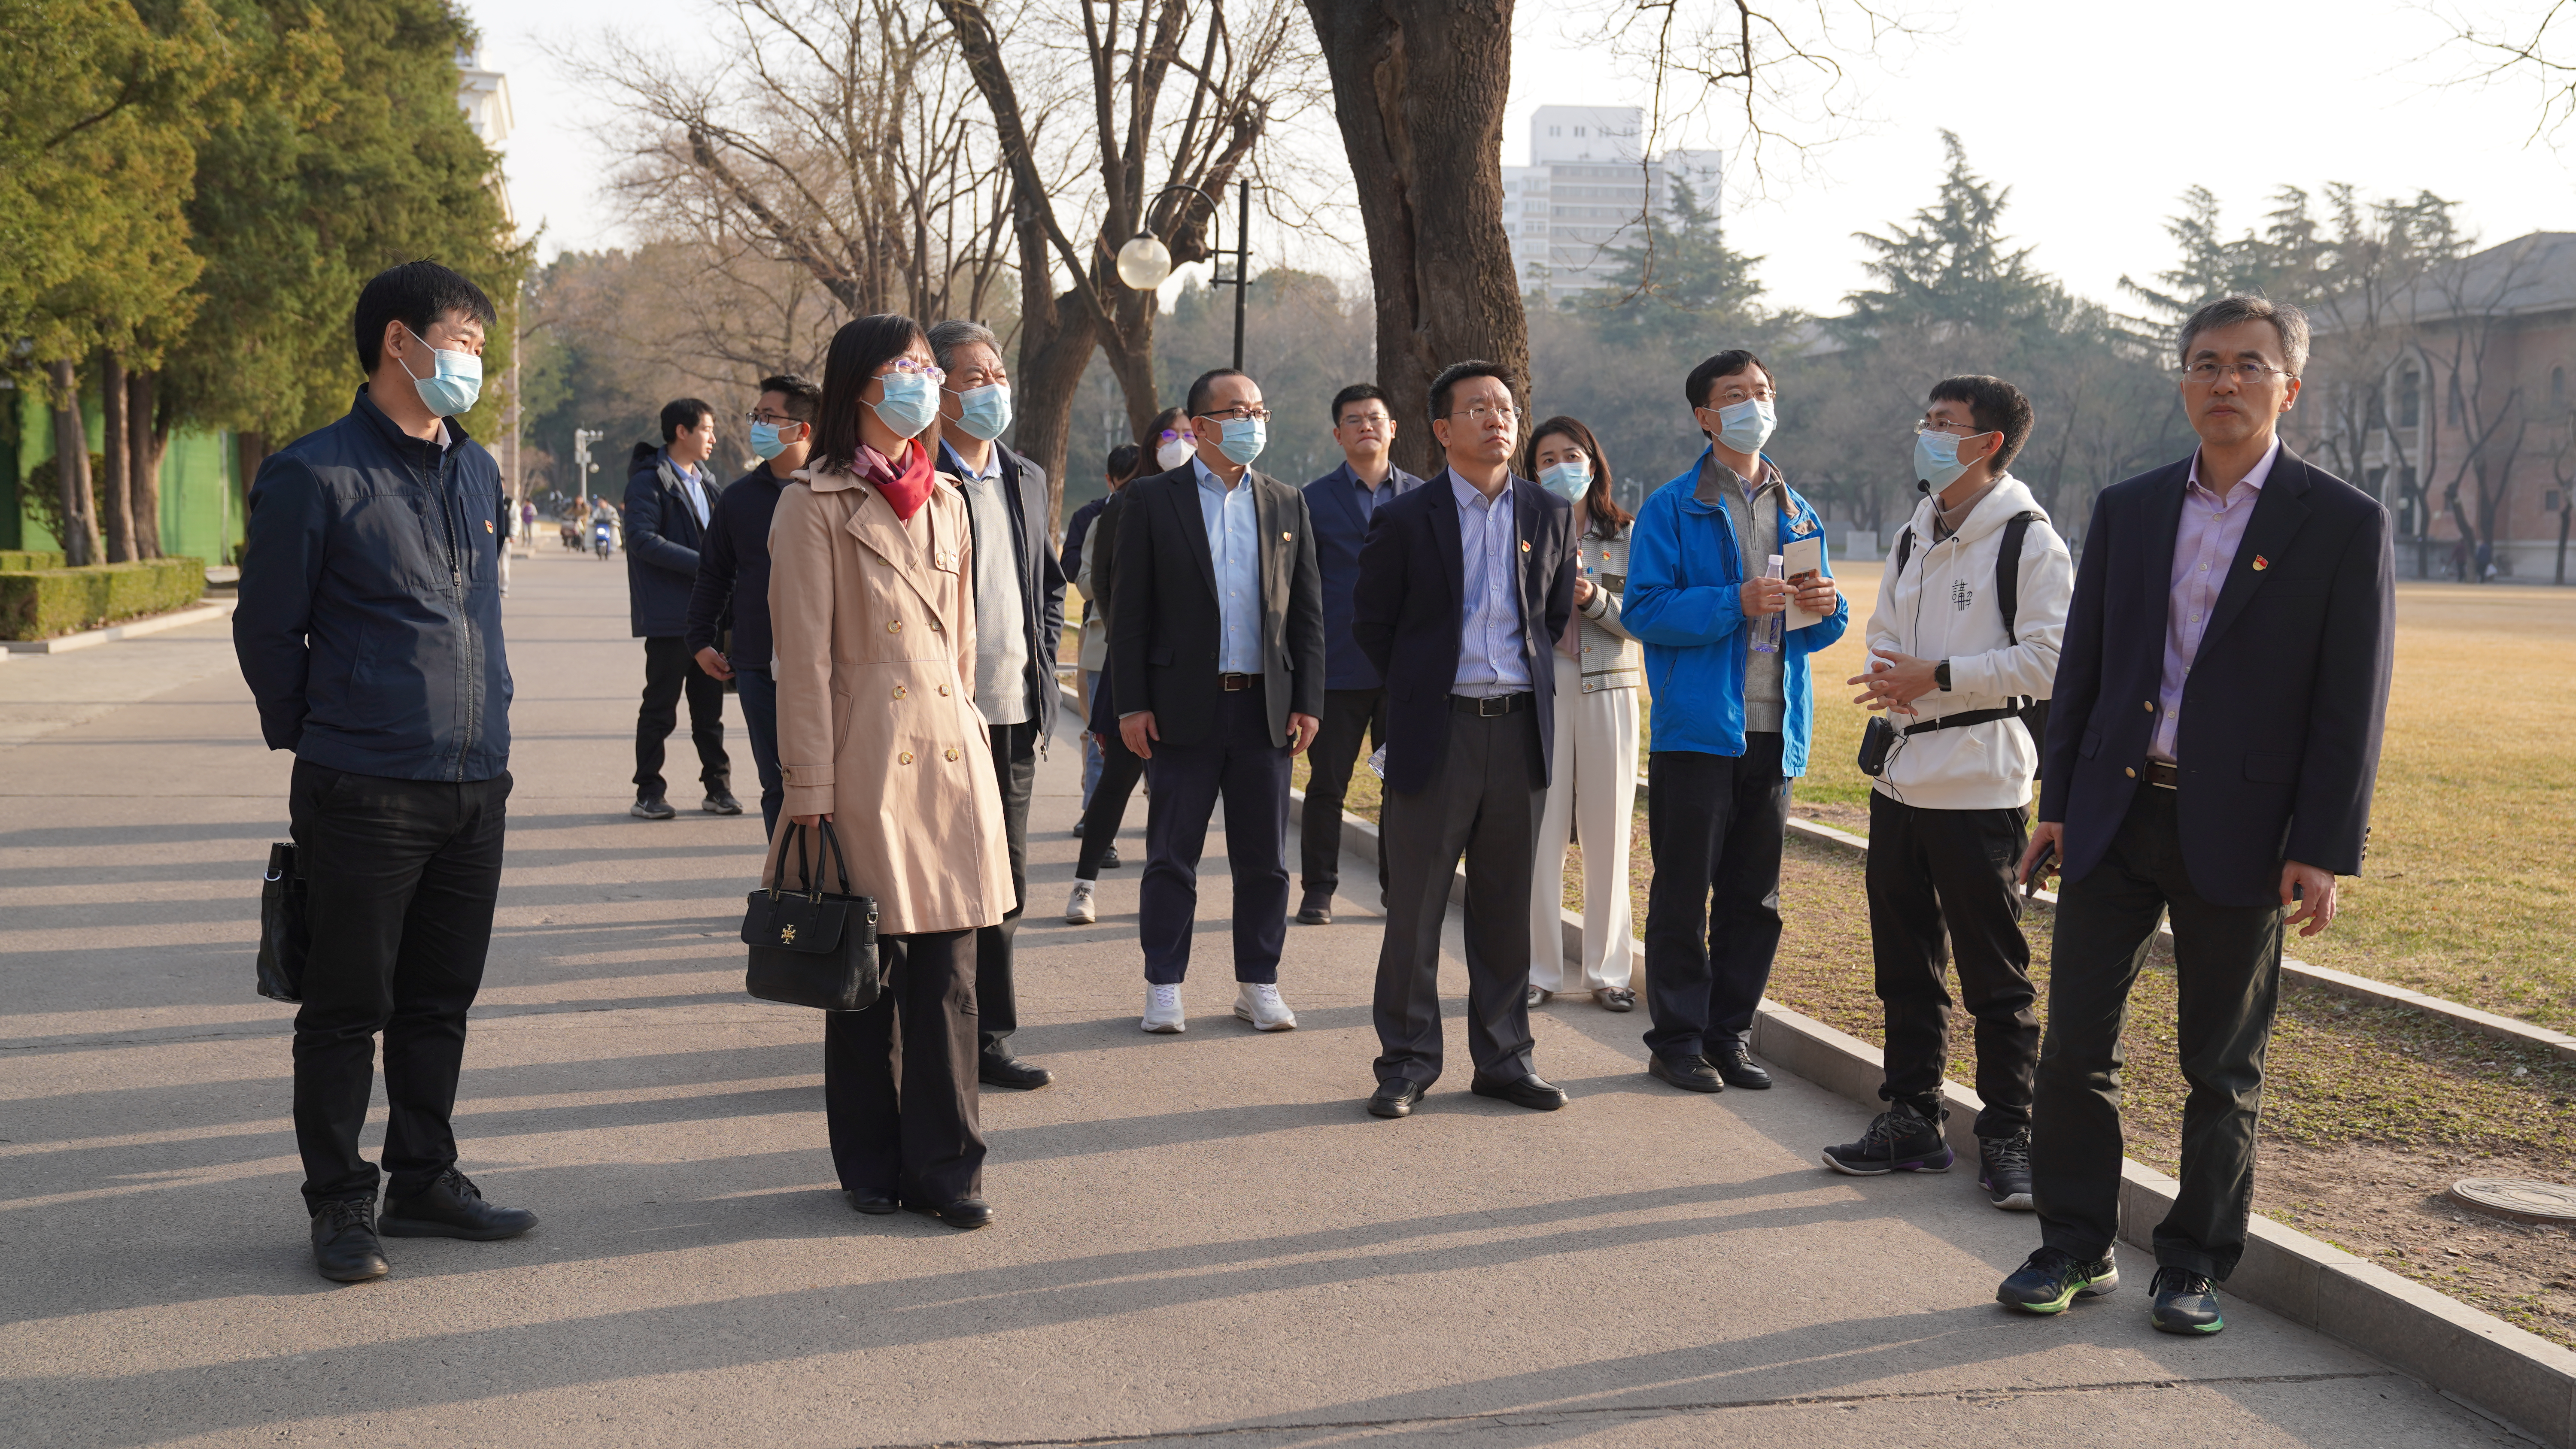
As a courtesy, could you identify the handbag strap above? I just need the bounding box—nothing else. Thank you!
[809,818,857,898]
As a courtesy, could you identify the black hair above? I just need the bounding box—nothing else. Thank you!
[1329,382,1389,424]
[1144,406,1188,448]
[1185,368,1253,418]
[352,260,496,374]
[760,374,823,422]
[1105,443,1143,488]
[811,313,930,475]
[1522,415,1631,531]
[1684,349,1768,411]
[659,398,714,444]
[1428,359,1516,423]
[1926,375,2035,475]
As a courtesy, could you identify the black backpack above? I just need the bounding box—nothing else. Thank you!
[1886,511,2053,781]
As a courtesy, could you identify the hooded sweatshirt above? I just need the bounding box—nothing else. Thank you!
[1863,473,2074,811]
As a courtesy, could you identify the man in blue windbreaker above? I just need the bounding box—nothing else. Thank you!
[1622,349,1848,1095]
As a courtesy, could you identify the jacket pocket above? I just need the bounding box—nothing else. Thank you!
[2079,730,2101,760]
[2244,751,2300,783]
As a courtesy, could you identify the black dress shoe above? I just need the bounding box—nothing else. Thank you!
[1647,1052,1724,1093]
[909,1198,995,1230]
[1296,889,1332,925]
[702,789,744,815]
[847,1190,899,1215]
[1712,1034,1772,1089]
[979,1050,1054,1091]
[1470,1071,1568,1111]
[379,1169,538,1240]
[1366,1078,1426,1119]
[1101,844,1122,869]
[310,1198,390,1283]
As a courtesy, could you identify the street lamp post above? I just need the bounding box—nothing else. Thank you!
[1114,179,1252,370]
[573,427,603,509]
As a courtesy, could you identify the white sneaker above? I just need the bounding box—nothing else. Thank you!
[1142,983,1186,1034]
[1233,982,1297,1031]
[1063,879,1097,924]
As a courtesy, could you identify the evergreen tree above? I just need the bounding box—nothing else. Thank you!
[1585,173,1766,348]
[1840,130,2066,337]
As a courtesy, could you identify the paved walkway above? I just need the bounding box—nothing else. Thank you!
[0,548,2512,1447]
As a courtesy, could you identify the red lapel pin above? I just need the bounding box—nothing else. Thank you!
[1519,540,1531,553]
[2252,555,2269,571]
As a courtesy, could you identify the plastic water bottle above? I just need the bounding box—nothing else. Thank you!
[1751,553,1785,654]
[1365,743,1388,779]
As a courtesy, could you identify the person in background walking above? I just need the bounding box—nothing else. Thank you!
[771,312,1013,1231]
[626,398,736,820]
[1065,431,1174,924]
[235,259,537,1283]
[1111,370,1324,1033]
[1998,296,2395,1335]
[1296,384,1423,926]
[930,318,1066,1094]
[687,373,820,838]
[1520,415,1642,1014]
[1827,375,2070,1213]
[1623,349,1848,1095]
[1062,442,1145,833]
[1351,361,1579,1120]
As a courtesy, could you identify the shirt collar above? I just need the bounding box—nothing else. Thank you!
[1695,450,1778,507]
[2186,436,2281,501]
[1192,454,1248,496]
[1448,468,1511,513]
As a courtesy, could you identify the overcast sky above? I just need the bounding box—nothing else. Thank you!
[472,0,2573,318]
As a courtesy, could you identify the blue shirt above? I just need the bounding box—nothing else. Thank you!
[1449,469,1530,696]
[1194,456,1262,673]
[1304,460,1423,691]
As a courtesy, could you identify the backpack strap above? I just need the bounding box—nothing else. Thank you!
[1996,510,2041,645]
[1893,524,1915,577]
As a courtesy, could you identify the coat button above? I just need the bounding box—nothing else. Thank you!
[893,685,907,700]
[931,619,943,632]
[938,684,951,696]
[944,747,960,761]
[887,621,902,633]
[899,751,914,765]
[2125,767,2137,778]
[2143,700,2154,712]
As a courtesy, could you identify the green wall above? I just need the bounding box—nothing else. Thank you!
[6,391,243,565]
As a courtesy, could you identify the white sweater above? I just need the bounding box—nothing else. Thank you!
[1863,473,2075,811]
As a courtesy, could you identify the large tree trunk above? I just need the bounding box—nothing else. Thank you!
[129,369,166,559]
[1008,179,1099,541]
[1305,0,1527,478]
[48,359,99,566]
[100,353,134,563]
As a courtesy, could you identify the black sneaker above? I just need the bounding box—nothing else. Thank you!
[631,796,676,820]
[1980,1126,2035,1210]
[379,1168,538,1241]
[1822,1102,1954,1176]
[702,789,743,815]
[310,1198,389,1283]
[2148,1266,2225,1335]
[1997,1245,2119,1314]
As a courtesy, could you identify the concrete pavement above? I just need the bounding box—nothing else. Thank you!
[0,546,2514,1447]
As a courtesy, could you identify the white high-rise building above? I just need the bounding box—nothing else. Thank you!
[1501,106,1721,303]
[455,45,516,225]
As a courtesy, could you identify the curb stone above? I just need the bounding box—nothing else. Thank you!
[0,597,238,655]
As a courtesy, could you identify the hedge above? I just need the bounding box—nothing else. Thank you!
[0,558,207,640]
[0,550,67,572]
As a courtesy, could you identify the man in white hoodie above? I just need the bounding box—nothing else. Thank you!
[1824,375,2073,1211]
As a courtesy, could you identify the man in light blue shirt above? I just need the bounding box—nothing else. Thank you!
[1452,470,1532,697]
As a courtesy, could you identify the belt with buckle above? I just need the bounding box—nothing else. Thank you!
[1218,673,1259,692]
[2145,760,2180,789]
[1449,691,1534,717]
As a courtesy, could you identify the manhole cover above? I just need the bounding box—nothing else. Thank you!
[2448,1179,2576,1224]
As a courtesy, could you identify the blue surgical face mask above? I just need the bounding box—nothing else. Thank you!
[950,383,1013,442]
[869,370,940,439]
[1218,415,1267,466]
[400,325,481,417]
[749,419,802,461]
[1539,459,1591,502]
[1709,397,1775,456]
[1914,428,1989,491]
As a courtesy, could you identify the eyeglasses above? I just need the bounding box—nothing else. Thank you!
[877,358,947,385]
[744,409,804,427]
[1448,403,1527,427]
[1912,422,1982,439]
[1195,406,1272,422]
[2177,361,2291,385]
[1157,427,1188,442]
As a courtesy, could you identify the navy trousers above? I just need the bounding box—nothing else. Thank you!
[1137,688,1292,984]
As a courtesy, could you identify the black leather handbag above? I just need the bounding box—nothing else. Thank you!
[741,822,882,1012]
[255,842,308,1002]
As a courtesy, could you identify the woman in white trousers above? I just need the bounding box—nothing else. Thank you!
[1524,416,1643,1012]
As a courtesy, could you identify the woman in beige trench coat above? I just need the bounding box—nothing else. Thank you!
[767,312,1013,1230]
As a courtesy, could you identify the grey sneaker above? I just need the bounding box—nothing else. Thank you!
[1998,1246,2119,1314]
[630,796,676,820]
[1980,1126,2035,1210]
[2148,1266,2225,1334]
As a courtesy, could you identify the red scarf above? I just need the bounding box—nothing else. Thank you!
[863,440,936,521]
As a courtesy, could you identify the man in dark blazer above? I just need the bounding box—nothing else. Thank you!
[1112,367,1325,1035]
[1350,361,1580,1119]
[624,398,734,820]
[1996,296,2395,1337]
[929,319,1069,1092]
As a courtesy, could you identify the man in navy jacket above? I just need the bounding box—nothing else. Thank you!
[234,261,537,1284]
[1996,296,2395,1336]
[624,398,733,819]
[1297,383,1422,925]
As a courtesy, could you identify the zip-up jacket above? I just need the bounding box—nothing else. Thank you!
[1621,448,1847,775]
[234,385,513,782]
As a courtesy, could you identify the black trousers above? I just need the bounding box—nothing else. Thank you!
[1866,791,2037,1136]
[635,634,729,801]
[1371,706,1541,1087]
[1138,689,1291,985]
[823,929,984,1205]
[977,718,1037,1052]
[1075,724,1146,880]
[2033,787,2285,1281]
[288,761,510,1211]
[1640,733,1790,1057]
[732,665,784,838]
[1301,686,1391,900]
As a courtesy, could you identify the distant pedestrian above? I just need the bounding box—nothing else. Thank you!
[1519,415,1642,1014]
[234,259,537,1284]
[626,400,735,819]
[1062,439,1157,925]
[1061,441,1144,826]
[1997,296,2395,1336]
[1295,384,1422,926]
[686,373,820,837]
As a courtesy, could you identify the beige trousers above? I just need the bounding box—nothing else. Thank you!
[1529,650,1640,993]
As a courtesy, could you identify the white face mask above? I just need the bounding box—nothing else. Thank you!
[1156,438,1194,471]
